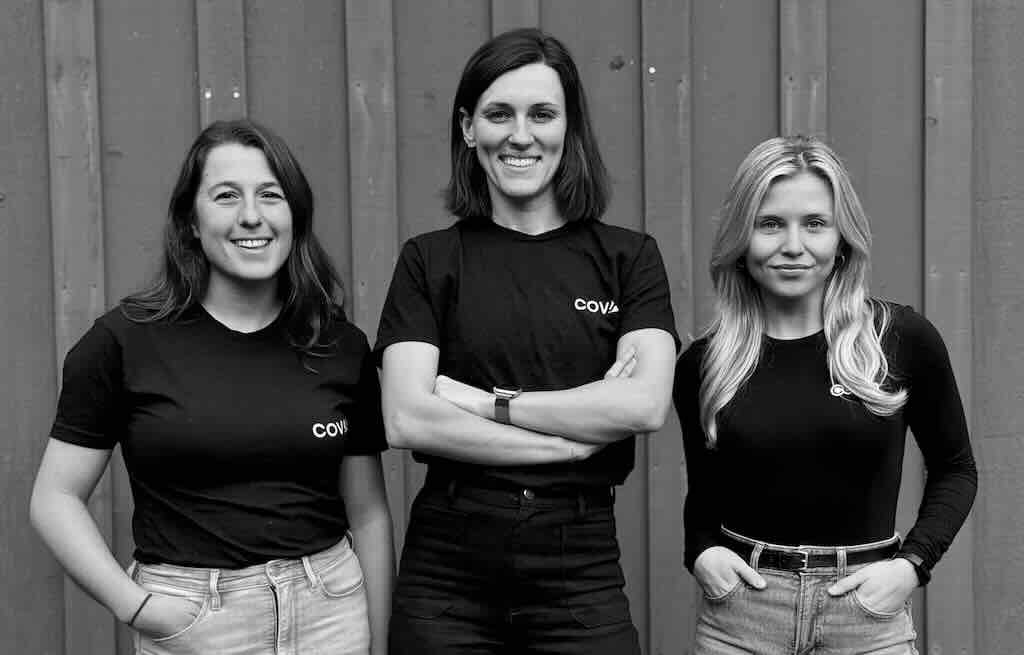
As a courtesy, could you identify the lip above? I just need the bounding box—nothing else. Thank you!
[498,154,541,169]
[770,264,813,270]
[231,237,274,249]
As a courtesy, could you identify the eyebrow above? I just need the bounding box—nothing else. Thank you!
[480,100,561,110]
[206,180,282,191]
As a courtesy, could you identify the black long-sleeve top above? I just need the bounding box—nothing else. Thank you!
[674,302,977,578]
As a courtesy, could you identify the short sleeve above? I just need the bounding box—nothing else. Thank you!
[344,334,388,456]
[619,236,680,351]
[50,320,125,449]
[373,238,441,364]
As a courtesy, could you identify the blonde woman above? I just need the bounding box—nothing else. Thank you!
[674,136,976,653]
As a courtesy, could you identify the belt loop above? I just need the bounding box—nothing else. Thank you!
[301,555,320,591]
[749,543,764,571]
[446,479,458,504]
[576,493,587,520]
[837,548,848,578]
[208,570,222,611]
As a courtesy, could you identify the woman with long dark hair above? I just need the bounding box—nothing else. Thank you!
[31,119,393,654]
[675,135,977,653]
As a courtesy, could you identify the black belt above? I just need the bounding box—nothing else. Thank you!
[721,531,900,572]
[423,472,613,507]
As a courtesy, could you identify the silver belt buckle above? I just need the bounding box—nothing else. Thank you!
[795,549,810,571]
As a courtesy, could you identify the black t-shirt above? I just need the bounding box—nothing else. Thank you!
[51,305,387,568]
[674,303,977,574]
[375,217,679,489]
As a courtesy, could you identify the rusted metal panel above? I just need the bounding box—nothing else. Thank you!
[974,1,1024,652]
[779,0,827,138]
[491,0,539,34]
[0,1,62,653]
[923,2,975,653]
[195,0,246,126]
[640,0,696,650]
[43,0,114,653]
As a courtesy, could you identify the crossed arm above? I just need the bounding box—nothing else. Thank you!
[381,328,677,465]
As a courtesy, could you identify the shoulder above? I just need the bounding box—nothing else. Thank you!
[676,336,709,377]
[873,299,944,348]
[404,221,463,250]
[584,220,653,250]
[324,315,372,354]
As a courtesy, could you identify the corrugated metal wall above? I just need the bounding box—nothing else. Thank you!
[1,1,1018,653]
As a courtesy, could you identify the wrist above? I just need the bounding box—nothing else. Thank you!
[892,552,930,586]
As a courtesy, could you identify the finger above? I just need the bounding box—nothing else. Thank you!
[604,349,635,379]
[734,562,766,589]
[618,353,638,378]
[828,571,864,596]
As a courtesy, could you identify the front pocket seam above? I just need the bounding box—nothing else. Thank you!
[148,597,210,643]
[849,589,904,620]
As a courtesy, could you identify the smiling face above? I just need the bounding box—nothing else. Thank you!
[745,170,840,312]
[461,62,567,215]
[192,143,293,297]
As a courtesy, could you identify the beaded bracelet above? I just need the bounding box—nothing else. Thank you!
[128,593,153,627]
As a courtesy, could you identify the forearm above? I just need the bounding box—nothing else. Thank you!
[509,377,669,444]
[30,487,145,623]
[349,509,394,655]
[386,393,583,465]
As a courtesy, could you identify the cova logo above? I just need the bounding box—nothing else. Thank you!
[312,418,349,439]
[574,298,620,315]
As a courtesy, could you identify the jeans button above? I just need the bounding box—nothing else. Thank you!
[522,488,535,500]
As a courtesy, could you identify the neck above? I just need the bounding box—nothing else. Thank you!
[490,193,566,235]
[202,277,282,333]
[761,294,824,339]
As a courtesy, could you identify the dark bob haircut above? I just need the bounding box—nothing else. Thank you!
[444,28,611,222]
[122,119,344,354]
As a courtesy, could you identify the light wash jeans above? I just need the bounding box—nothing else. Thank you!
[129,537,369,655]
[694,530,918,655]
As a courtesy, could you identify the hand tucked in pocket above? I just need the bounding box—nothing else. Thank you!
[694,546,767,599]
[827,558,918,615]
[132,592,203,640]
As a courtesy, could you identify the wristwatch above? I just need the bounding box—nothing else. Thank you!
[493,385,522,425]
[892,552,931,586]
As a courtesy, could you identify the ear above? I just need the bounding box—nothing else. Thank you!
[459,108,474,147]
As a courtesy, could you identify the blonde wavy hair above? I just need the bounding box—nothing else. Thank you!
[700,135,907,446]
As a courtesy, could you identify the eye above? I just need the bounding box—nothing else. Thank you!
[531,108,559,122]
[214,190,239,202]
[260,189,284,201]
[806,217,828,230]
[757,217,782,231]
[483,109,512,123]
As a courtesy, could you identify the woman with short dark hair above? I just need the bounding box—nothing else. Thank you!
[376,28,679,655]
[30,119,393,654]
[675,135,977,653]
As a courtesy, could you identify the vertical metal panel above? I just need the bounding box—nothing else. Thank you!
[923,4,975,653]
[195,0,246,126]
[94,3,198,651]
[779,0,827,138]
[491,0,539,34]
[691,0,778,326]
[345,0,406,548]
[543,2,651,642]
[43,0,114,653]
[641,1,696,650]
[0,2,62,653]
[974,1,1024,652]
[246,0,352,311]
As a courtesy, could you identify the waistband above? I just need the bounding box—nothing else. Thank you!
[721,526,900,573]
[129,535,353,595]
[423,471,614,509]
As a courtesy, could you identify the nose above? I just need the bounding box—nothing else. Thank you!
[508,116,534,147]
[781,223,804,255]
[237,196,262,227]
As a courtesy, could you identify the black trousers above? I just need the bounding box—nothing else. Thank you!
[388,480,641,655]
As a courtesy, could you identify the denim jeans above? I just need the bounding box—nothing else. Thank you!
[130,536,369,655]
[388,481,640,655]
[694,531,918,655]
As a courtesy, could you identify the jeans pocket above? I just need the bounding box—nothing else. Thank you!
[317,547,365,599]
[393,594,455,620]
[701,578,745,604]
[133,576,210,644]
[849,588,907,620]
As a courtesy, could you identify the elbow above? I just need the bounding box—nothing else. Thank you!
[629,394,671,433]
[383,407,420,450]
